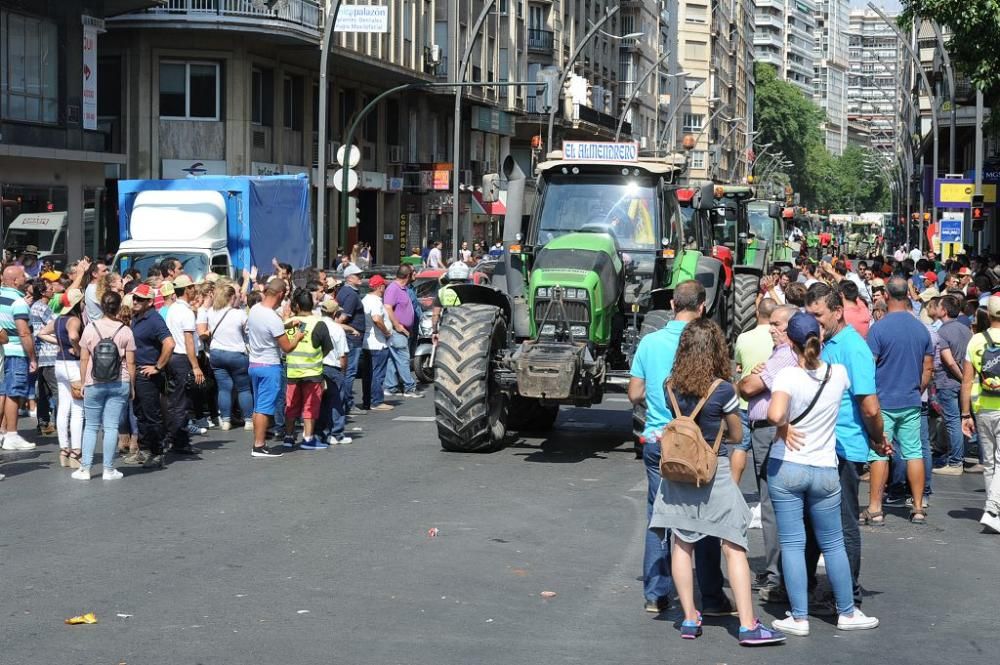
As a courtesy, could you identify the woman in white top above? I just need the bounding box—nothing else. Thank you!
[766,311,879,636]
[205,284,253,431]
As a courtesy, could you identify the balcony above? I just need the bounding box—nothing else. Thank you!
[107,0,324,43]
[528,28,554,53]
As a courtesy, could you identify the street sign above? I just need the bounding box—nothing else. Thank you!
[939,212,963,244]
[336,144,361,168]
[333,168,358,193]
[334,5,389,33]
[562,141,639,162]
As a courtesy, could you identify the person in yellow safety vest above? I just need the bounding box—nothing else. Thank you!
[283,287,338,450]
[431,261,471,340]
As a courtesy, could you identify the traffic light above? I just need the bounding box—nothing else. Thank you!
[972,196,986,232]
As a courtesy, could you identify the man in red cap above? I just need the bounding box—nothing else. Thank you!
[360,274,393,412]
[129,284,176,468]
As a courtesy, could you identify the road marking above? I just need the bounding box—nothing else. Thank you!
[605,397,631,403]
[393,416,436,422]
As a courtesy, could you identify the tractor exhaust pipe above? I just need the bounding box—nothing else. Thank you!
[502,155,526,298]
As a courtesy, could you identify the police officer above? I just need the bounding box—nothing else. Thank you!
[431,261,471,339]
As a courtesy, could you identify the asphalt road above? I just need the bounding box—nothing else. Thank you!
[1,392,997,665]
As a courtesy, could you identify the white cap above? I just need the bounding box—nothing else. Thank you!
[343,264,362,278]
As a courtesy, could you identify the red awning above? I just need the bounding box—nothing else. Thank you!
[471,190,507,216]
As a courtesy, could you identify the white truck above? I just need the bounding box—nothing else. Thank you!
[2,211,68,263]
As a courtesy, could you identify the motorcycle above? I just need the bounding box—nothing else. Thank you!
[412,309,435,384]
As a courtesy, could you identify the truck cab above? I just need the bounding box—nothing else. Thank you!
[3,211,68,264]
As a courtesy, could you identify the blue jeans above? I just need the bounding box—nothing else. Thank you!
[344,335,363,413]
[768,459,856,618]
[318,366,347,437]
[362,348,389,408]
[642,436,726,606]
[736,409,752,452]
[81,381,130,471]
[936,387,964,467]
[384,331,416,393]
[211,350,253,422]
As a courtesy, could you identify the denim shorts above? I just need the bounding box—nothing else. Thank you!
[735,409,753,452]
[249,363,283,416]
[0,355,31,398]
[870,406,922,461]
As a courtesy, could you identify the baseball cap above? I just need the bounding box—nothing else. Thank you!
[132,284,154,300]
[957,266,972,276]
[989,295,1000,318]
[173,274,195,289]
[923,271,938,284]
[159,281,175,297]
[41,270,62,282]
[786,311,820,347]
[869,277,885,289]
[343,264,362,278]
[918,286,940,302]
[368,274,387,288]
[320,299,341,315]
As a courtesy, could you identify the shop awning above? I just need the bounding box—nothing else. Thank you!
[470,190,507,216]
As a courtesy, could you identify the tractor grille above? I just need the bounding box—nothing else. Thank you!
[534,299,590,326]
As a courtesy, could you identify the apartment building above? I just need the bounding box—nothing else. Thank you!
[102,0,536,264]
[0,1,160,262]
[847,9,903,161]
[753,0,817,98]
[813,0,849,155]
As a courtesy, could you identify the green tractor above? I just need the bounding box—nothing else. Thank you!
[430,152,724,452]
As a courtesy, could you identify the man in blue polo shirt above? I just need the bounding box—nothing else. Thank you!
[0,265,36,451]
[628,280,729,616]
[804,282,891,611]
[336,264,367,415]
[130,284,176,469]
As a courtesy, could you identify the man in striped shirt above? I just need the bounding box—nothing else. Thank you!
[738,304,799,602]
[0,265,36,451]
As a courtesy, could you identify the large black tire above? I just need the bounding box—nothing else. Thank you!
[509,396,560,431]
[433,304,508,452]
[733,273,759,337]
[413,354,434,384]
[632,309,674,451]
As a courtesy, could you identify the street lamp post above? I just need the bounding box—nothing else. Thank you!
[613,54,677,141]
[711,120,744,181]
[546,6,622,151]
[316,0,343,267]
[451,0,497,263]
[656,85,710,157]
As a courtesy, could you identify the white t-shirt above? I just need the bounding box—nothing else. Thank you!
[247,303,285,365]
[427,247,443,268]
[770,362,850,468]
[909,248,922,263]
[206,306,249,354]
[166,299,199,356]
[322,319,350,366]
[362,293,388,351]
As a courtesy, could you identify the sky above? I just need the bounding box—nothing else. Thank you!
[850,0,903,10]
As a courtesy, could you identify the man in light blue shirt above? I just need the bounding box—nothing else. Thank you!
[804,282,890,610]
[629,281,732,614]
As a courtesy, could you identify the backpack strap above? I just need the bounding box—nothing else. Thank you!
[664,380,682,418]
[985,330,996,348]
[688,378,724,421]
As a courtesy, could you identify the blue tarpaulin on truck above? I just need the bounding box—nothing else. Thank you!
[117,175,312,273]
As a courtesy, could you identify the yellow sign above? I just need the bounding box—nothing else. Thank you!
[938,182,997,205]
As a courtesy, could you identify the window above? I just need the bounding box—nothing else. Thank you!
[689,150,706,169]
[684,40,708,61]
[681,113,703,132]
[1,10,59,124]
[251,69,263,125]
[685,4,708,23]
[283,76,303,130]
[159,61,220,120]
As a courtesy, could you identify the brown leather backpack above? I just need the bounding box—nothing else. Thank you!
[659,378,725,487]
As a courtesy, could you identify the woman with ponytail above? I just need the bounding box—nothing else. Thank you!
[766,312,879,636]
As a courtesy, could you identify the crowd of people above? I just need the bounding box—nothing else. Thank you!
[631,247,1000,646]
[0,251,440,479]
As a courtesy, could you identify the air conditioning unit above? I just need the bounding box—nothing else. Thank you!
[640,136,648,150]
[428,44,442,64]
[388,145,403,163]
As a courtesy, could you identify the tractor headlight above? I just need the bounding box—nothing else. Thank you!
[540,324,556,336]
[569,325,587,337]
[536,287,550,299]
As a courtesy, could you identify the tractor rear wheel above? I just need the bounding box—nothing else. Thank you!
[733,273,759,337]
[433,304,508,452]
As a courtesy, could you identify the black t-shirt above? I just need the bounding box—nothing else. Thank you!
[666,381,739,457]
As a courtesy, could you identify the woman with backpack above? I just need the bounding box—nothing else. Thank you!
[73,291,136,481]
[766,311,879,635]
[650,318,786,646]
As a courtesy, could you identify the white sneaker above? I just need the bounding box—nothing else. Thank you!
[186,423,208,435]
[102,468,124,481]
[1,434,36,451]
[327,435,353,445]
[28,409,37,419]
[980,510,1000,534]
[837,609,879,631]
[244,421,255,431]
[71,468,91,481]
[220,420,232,431]
[772,613,809,636]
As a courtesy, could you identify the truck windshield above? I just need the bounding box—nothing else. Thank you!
[535,175,659,251]
[747,205,774,244]
[3,227,61,254]
[115,252,210,281]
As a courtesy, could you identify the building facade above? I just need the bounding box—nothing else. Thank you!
[813,0,849,155]
[753,0,817,97]
[847,8,903,161]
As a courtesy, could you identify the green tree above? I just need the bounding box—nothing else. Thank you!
[901,1,1000,90]
[753,63,825,192]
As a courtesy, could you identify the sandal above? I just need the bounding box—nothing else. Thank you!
[909,510,927,525]
[58,449,70,468]
[66,449,82,470]
[858,509,885,526]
